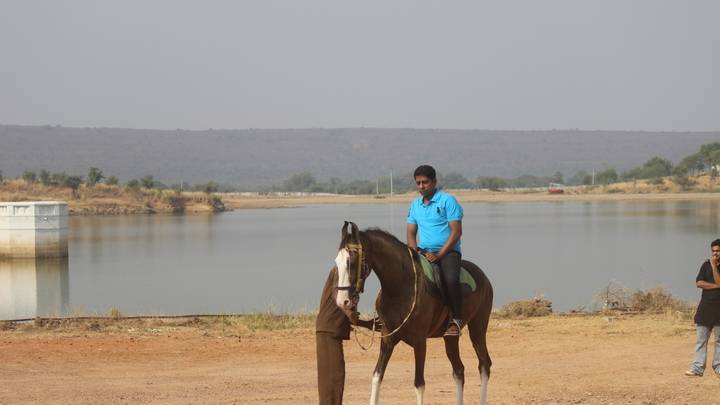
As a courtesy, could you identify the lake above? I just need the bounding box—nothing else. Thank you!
[1,200,719,319]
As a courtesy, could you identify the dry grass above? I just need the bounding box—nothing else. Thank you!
[0,180,225,214]
[0,311,317,337]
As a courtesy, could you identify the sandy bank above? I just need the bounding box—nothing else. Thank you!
[0,313,714,404]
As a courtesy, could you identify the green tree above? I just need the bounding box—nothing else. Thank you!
[126,179,140,189]
[441,172,474,189]
[551,171,564,184]
[86,167,104,186]
[39,169,52,186]
[595,168,618,185]
[282,172,316,192]
[141,175,155,189]
[203,181,219,194]
[568,170,592,186]
[0,170,3,182]
[63,175,83,191]
[106,176,119,185]
[51,172,68,186]
[22,170,37,183]
[476,176,508,190]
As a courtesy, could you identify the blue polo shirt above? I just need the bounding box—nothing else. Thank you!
[407,190,463,253]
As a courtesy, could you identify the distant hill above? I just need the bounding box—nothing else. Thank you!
[1,125,717,188]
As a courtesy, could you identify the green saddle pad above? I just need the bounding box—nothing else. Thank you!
[418,255,477,292]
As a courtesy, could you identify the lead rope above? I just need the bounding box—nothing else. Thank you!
[354,247,418,350]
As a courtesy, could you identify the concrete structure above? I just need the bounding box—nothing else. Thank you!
[0,257,69,320]
[0,202,68,258]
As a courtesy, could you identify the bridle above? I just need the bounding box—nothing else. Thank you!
[337,242,370,295]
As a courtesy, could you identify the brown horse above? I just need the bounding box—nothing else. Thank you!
[334,221,493,405]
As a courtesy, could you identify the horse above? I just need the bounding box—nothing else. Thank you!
[334,221,493,405]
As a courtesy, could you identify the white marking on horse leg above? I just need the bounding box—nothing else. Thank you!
[334,249,351,307]
[370,372,382,405]
[479,367,489,405]
[453,373,463,405]
[414,384,425,405]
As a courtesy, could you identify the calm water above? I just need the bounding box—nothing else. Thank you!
[2,200,720,319]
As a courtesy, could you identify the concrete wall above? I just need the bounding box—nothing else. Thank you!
[0,202,68,258]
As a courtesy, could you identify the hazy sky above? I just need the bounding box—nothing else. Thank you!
[1,1,718,131]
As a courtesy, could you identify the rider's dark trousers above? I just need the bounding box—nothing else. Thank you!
[440,251,463,321]
[316,331,345,405]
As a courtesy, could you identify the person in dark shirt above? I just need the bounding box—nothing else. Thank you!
[686,238,720,377]
[316,266,377,404]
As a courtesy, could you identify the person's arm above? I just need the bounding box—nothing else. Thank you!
[697,259,720,289]
[697,280,720,289]
[406,223,418,251]
[355,317,383,331]
[425,221,462,263]
[434,220,462,261]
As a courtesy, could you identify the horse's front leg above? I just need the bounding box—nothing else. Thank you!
[370,338,396,405]
[413,339,427,405]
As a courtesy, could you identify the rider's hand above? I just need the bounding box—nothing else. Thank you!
[424,252,439,263]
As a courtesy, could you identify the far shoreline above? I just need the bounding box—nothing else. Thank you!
[221,190,720,210]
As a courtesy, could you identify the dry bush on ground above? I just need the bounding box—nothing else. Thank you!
[496,296,553,318]
[629,287,692,313]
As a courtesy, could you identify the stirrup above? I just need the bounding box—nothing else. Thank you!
[444,319,463,337]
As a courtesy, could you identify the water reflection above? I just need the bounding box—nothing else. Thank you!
[0,257,69,320]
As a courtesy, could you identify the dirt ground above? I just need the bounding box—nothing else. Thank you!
[0,313,717,404]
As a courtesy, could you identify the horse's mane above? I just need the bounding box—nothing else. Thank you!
[362,228,420,260]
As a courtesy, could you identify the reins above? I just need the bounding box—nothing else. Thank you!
[353,246,418,350]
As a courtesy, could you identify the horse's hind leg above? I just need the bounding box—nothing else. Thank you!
[468,316,492,405]
[443,336,464,405]
[370,339,396,405]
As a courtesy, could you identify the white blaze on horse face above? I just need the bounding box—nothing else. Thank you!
[335,249,351,308]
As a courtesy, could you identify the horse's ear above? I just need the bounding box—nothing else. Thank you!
[341,221,349,239]
[350,222,360,241]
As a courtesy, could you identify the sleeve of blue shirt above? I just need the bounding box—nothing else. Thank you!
[407,202,417,224]
[445,196,463,222]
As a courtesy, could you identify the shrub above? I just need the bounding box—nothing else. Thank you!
[594,280,631,310]
[648,177,665,186]
[22,170,37,183]
[141,175,155,189]
[497,296,552,318]
[629,287,690,313]
[673,174,696,191]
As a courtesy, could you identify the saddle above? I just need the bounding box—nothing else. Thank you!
[418,255,477,298]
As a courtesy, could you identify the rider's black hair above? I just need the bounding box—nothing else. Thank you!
[413,165,436,181]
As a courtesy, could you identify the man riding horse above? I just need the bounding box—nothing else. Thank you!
[406,164,464,337]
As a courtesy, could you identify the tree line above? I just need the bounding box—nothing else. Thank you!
[0,167,222,194]
[274,142,720,194]
[3,142,718,195]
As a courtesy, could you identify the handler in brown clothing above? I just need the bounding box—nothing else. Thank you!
[316,266,376,405]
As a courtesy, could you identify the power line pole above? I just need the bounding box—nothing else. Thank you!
[390,170,393,197]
